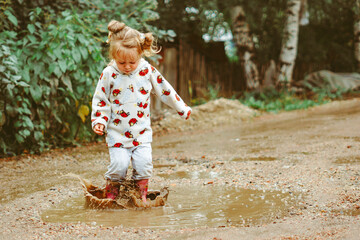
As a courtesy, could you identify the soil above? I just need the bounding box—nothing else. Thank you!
[1,98,360,239]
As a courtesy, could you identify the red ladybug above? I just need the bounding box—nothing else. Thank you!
[162,89,171,96]
[101,87,106,93]
[137,102,143,108]
[143,102,148,109]
[157,75,163,84]
[113,119,121,126]
[98,100,106,107]
[139,68,149,76]
[178,111,184,116]
[95,111,101,117]
[139,87,148,95]
[113,143,123,148]
[186,110,191,119]
[125,131,133,138]
[103,116,108,122]
[132,139,140,146]
[151,66,155,72]
[175,94,180,101]
[137,111,144,118]
[100,73,103,80]
[118,110,130,118]
[113,89,121,96]
[111,73,117,78]
[129,118,137,126]
[128,84,134,92]
[139,129,146,135]
[114,99,120,105]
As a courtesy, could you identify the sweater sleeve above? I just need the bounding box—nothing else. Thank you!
[91,70,112,131]
[150,65,192,120]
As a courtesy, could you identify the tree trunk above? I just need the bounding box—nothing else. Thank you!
[230,6,259,91]
[355,0,360,72]
[276,0,302,88]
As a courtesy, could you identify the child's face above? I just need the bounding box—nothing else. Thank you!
[114,49,141,75]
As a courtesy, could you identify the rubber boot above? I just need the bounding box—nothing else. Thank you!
[136,179,149,203]
[105,180,119,200]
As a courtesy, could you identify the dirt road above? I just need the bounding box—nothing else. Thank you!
[1,99,360,239]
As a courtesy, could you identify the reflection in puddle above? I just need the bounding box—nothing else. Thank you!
[41,185,300,229]
[157,170,221,179]
[232,156,277,162]
[335,156,360,164]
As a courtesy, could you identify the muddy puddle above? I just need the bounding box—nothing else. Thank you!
[157,170,222,179]
[41,185,301,229]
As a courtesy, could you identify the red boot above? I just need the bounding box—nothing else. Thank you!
[105,180,119,200]
[136,179,148,203]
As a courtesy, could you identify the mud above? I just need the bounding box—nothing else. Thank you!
[1,98,360,239]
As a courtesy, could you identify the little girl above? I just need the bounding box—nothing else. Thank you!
[91,20,192,203]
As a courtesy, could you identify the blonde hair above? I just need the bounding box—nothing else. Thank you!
[107,20,159,59]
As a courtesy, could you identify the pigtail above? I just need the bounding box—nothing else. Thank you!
[141,32,160,57]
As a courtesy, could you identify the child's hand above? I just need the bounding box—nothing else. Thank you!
[94,123,105,135]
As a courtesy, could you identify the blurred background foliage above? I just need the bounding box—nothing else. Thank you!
[0,0,358,156]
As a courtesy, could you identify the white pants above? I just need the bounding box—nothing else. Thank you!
[105,143,153,181]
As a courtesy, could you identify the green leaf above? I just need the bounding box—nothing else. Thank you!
[4,10,18,27]
[54,66,62,77]
[61,76,73,92]
[34,131,43,141]
[30,84,42,103]
[59,60,67,73]
[27,24,35,34]
[72,48,81,62]
[17,81,30,87]
[15,134,25,143]
[79,47,88,59]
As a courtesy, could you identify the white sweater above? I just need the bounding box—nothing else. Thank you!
[91,58,192,148]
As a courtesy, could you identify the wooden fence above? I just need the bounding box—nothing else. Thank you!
[151,41,243,113]
[151,41,328,114]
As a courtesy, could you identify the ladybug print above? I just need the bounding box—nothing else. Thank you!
[113,143,123,148]
[162,89,171,96]
[129,118,138,126]
[111,72,118,79]
[113,99,120,105]
[128,84,134,92]
[139,87,149,95]
[157,75,163,84]
[178,111,184,116]
[118,110,130,118]
[186,110,191,119]
[137,102,143,108]
[137,111,144,118]
[101,87,106,93]
[98,100,106,107]
[139,129,146,135]
[103,116,109,122]
[113,89,121,96]
[175,94,180,101]
[95,111,101,117]
[132,139,140,146]
[113,119,121,126]
[151,66,155,73]
[143,102,148,109]
[139,67,149,76]
[125,131,133,138]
